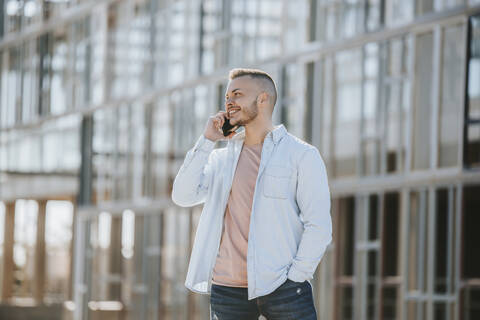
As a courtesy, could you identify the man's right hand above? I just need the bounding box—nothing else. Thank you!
[203,111,236,142]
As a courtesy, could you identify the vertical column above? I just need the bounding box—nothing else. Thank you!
[34,200,47,303]
[1,202,15,301]
[73,114,94,320]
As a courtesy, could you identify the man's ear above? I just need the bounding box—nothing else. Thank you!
[258,92,269,105]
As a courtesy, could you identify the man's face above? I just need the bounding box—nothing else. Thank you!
[224,76,259,126]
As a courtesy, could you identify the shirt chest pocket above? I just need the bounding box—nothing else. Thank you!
[262,165,294,199]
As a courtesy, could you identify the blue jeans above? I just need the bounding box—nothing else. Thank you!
[210,279,317,320]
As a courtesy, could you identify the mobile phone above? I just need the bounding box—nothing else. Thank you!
[222,118,239,136]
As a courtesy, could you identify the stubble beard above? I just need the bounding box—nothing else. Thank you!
[232,98,258,126]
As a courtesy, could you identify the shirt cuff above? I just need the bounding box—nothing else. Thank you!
[287,264,309,283]
[193,135,216,153]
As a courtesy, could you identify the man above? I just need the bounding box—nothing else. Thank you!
[171,68,332,319]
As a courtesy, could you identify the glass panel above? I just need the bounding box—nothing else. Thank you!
[368,195,379,241]
[434,302,447,320]
[386,37,409,173]
[439,24,465,168]
[362,43,380,176]
[383,193,400,276]
[413,32,434,170]
[385,0,414,27]
[284,0,309,53]
[334,49,362,177]
[434,189,448,294]
[22,40,39,123]
[463,185,480,278]
[416,0,434,16]
[339,286,354,320]
[45,200,74,302]
[13,199,38,299]
[366,0,383,31]
[466,125,480,167]
[120,210,135,311]
[161,208,190,319]
[90,212,111,301]
[382,287,398,320]
[462,287,480,320]
[50,30,69,115]
[367,250,378,319]
[321,57,333,163]
[434,0,463,11]
[407,301,419,320]
[93,108,116,202]
[408,191,429,292]
[281,63,305,139]
[466,15,480,167]
[339,197,355,276]
[152,96,171,198]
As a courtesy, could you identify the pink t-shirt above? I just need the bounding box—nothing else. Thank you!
[212,142,263,287]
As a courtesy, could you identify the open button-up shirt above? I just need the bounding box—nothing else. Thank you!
[171,124,332,300]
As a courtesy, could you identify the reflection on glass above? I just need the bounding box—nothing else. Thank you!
[121,210,134,259]
[439,24,465,168]
[50,31,68,115]
[161,208,190,319]
[281,64,304,139]
[362,43,380,176]
[334,49,362,177]
[407,191,430,296]
[13,199,38,299]
[386,37,409,173]
[466,15,480,167]
[413,32,434,170]
[45,200,73,302]
[385,0,414,27]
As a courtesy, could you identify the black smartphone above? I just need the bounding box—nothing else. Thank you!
[222,118,239,136]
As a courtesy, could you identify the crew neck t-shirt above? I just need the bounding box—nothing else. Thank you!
[211,142,263,287]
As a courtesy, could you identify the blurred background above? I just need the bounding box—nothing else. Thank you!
[0,0,479,319]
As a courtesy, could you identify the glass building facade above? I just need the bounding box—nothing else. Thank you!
[0,0,479,319]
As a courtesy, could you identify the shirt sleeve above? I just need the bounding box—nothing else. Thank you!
[171,134,217,207]
[287,147,332,282]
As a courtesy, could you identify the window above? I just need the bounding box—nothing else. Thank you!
[385,37,410,173]
[385,0,414,27]
[438,23,466,167]
[362,43,381,176]
[314,0,367,42]
[279,63,305,139]
[334,197,355,320]
[353,194,381,319]
[333,49,362,177]
[152,96,171,198]
[13,199,38,299]
[412,32,435,170]
[406,187,458,320]
[161,208,191,319]
[464,15,480,168]
[45,201,74,302]
[461,185,480,319]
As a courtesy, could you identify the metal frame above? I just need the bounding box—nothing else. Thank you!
[1,2,480,320]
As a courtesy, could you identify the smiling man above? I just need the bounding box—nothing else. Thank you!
[171,68,332,319]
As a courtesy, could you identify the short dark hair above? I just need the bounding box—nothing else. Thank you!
[228,68,277,107]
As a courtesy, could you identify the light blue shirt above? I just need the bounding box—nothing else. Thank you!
[171,124,332,300]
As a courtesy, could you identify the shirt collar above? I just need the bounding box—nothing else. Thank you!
[232,124,287,145]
